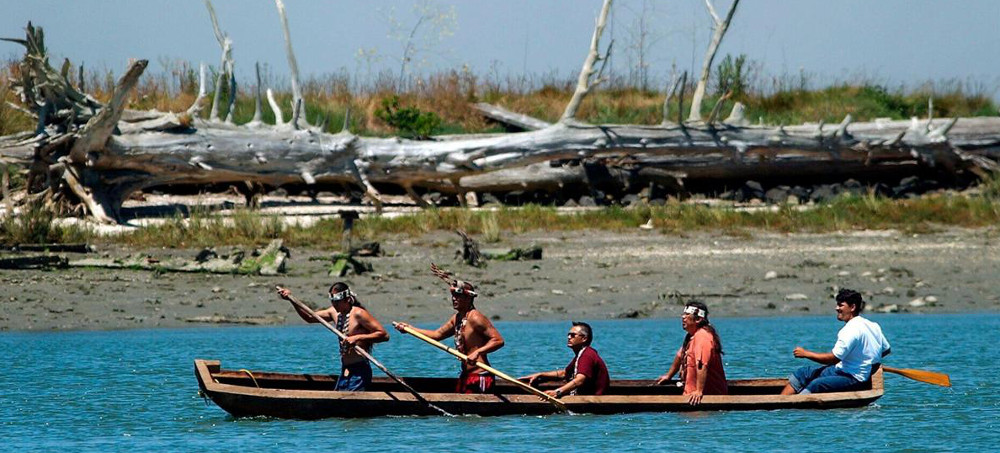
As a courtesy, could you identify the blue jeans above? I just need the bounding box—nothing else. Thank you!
[788,365,864,394]
[335,361,372,391]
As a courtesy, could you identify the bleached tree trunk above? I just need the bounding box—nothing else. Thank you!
[275,0,307,129]
[560,0,613,123]
[687,0,740,123]
[2,8,999,224]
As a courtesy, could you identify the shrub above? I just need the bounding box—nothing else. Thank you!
[714,54,751,100]
[374,95,442,139]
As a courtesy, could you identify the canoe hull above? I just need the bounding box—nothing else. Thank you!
[195,359,884,419]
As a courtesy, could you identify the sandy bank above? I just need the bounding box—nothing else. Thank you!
[1,227,997,332]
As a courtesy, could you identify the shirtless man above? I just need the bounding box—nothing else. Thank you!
[278,282,389,391]
[395,277,505,394]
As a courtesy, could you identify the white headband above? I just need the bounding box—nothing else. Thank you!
[450,280,478,298]
[329,289,355,302]
[683,306,706,318]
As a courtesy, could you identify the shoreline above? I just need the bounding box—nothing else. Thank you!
[2,227,998,332]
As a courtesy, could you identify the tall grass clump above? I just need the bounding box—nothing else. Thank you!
[480,211,501,243]
[980,172,1000,200]
[119,208,286,248]
[0,202,86,245]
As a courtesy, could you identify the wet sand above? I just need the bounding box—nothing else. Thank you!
[2,227,998,331]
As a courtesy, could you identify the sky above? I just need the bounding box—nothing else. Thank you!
[2,0,999,95]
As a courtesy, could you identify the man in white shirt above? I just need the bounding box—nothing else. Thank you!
[781,289,892,395]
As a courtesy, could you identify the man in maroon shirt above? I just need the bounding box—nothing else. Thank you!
[520,322,611,397]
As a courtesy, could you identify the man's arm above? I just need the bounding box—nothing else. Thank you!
[277,288,334,323]
[393,317,454,341]
[687,363,710,405]
[520,369,566,386]
[547,373,587,397]
[464,312,505,364]
[655,346,685,385]
[793,347,840,365]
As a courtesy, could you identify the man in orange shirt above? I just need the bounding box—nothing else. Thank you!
[655,301,728,405]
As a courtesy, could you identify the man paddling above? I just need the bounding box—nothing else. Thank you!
[394,267,505,394]
[278,282,389,391]
[781,289,891,395]
[655,301,728,405]
[520,322,610,397]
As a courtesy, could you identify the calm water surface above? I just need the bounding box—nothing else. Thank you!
[2,314,998,452]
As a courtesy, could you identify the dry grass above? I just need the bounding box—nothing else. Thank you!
[4,57,994,136]
[62,193,998,250]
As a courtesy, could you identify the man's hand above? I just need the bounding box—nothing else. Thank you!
[465,350,481,365]
[277,287,292,300]
[393,322,410,333]
[688,390,704,406]
[793,346,809,359]
[342,335,360,347]
[654,374,672,386]
[520,373,541,386]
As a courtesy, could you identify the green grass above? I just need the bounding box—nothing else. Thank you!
[29,193,986,250]
[0,201,88,245]
[4,58,997,136]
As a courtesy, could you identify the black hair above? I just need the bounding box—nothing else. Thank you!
[571,321,593,346]
[329,281,364,309]
[835,288,865,315]
[682,301,723,355]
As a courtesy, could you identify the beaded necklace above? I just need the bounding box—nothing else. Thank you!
[336,310,350,356]
[453,312,469,352]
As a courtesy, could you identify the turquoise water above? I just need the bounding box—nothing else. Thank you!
[2,314,997,452]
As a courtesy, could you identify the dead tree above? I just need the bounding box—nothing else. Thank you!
[1,2,999,224]
[688,0,740,123]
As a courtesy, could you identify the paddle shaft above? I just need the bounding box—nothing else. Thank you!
[394,322,569,413]
[277,287,453,416]
[882,365,951,387]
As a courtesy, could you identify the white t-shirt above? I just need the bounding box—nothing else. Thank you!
[832,316,891,381]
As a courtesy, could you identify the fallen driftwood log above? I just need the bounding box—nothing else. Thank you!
[472,103,552,132]
[68,239,288,275]
[0,254,68,269]
[482,246,543,261]
[1,243,94,253]
[185,315,285,325]
[328,254,373,277]
[1,1,998,224]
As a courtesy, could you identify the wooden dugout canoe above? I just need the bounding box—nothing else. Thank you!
[194,359,884,418]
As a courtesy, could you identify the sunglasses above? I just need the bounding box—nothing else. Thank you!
[567,332,586,338]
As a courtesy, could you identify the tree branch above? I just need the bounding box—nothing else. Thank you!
[687,0,740,123]
[275,0,307,128]
[560,0,613,123]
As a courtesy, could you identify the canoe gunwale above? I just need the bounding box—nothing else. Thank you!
[194,359,884,418]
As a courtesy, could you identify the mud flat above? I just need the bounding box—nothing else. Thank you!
[1,227,997,331]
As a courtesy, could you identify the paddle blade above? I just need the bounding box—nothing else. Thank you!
[883,366,951,387]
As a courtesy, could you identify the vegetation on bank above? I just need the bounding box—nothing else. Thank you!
[2,55,996,137]
[4,187,998,249]
[2,55,998,248]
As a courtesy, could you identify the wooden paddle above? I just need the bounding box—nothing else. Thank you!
[393,322,570,413]
[883,365,951,387]
[276,286,453,416]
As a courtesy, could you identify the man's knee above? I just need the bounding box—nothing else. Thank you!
[788,365,822,393]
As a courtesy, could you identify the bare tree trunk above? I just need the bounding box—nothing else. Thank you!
[560,0,613,123]
[688,0,740,123]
